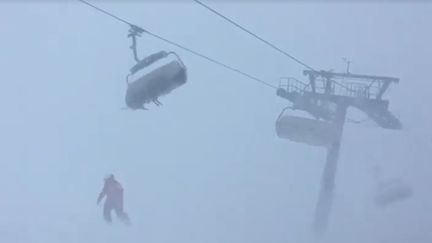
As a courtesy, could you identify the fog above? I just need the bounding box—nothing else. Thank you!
[1,1,431,243]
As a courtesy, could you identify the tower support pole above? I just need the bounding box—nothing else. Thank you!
[313,104,347,234]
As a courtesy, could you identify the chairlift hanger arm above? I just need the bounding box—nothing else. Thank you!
[128,25,145,63]
[130,34,140,62]
[127,25,186,75]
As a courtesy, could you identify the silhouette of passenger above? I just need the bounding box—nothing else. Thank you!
[97,174,130,224]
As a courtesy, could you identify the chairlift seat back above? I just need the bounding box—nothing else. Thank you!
[276,115,338,147]
[374,179,413,207]
[125,60,187,109]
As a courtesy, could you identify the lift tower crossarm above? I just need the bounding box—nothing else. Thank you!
[303,70,400,83]
[303,70,399,101]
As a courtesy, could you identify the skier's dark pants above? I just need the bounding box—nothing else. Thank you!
[103,200,129,223]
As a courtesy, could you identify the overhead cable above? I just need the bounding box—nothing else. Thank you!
[78,0,278,90]
[193,0,316,71]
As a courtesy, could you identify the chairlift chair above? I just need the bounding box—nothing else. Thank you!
[124,25,187,110]
[275,107,338,147]
[374,178,413,207]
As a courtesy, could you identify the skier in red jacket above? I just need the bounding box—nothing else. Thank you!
[97,174,130,224]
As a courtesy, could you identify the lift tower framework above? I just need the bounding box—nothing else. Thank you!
[276,69,401,234]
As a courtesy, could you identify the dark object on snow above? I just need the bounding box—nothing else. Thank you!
[374,178,413,207]
[125,51,187,110]
[97,174,131,225]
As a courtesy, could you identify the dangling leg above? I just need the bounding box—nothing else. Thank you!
[156,98,163,106]
[152,98,162,106]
